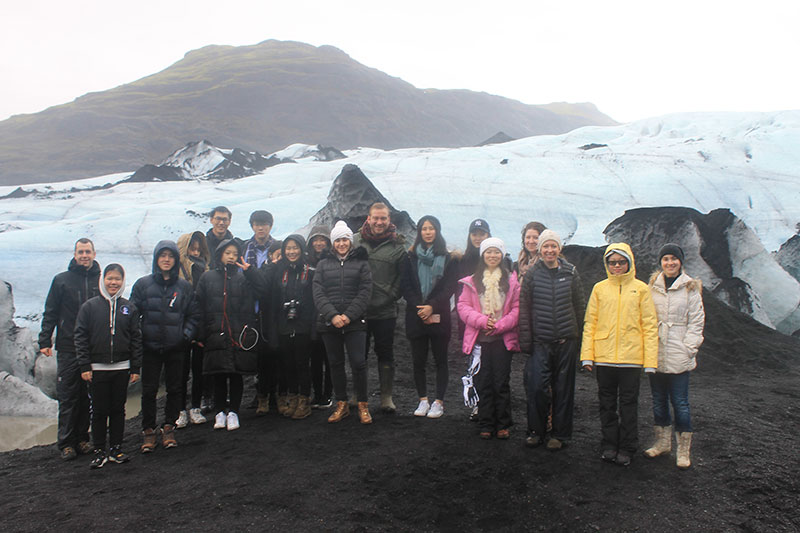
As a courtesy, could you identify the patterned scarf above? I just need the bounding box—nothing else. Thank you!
[360,220,398,245]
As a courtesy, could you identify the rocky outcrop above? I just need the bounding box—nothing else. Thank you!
[124,140,293,183]
[603,207,800,335]
[775,234,800,283]
[0,372,57,417]
[303,164,416,240]
[0,281,39,387]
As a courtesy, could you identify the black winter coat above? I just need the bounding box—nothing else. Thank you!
[131,241,199,354]
[312,247,372,333]
[401,250,459,340]
[195,257,258,375]
[39,259,102,353]
[518,258,585,353]
[74,295,143,374]
[245,235,316,348]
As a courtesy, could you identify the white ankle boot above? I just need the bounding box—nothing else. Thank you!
[676,432,693,469]
[644,425,672,458]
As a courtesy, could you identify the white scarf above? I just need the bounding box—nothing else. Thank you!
[480,268,504,317]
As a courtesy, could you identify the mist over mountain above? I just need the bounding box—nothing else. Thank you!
[0,40,615,186]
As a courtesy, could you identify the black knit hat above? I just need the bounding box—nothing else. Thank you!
[658,243,684,264]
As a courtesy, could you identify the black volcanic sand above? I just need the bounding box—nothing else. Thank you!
[2,289,800,530]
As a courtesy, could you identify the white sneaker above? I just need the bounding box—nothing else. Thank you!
[214,411,226,430]
[226,411,240,431]
[427,401,444,418]
[189,407,207,425]
[175,410,189,429]
[414,399,430,417]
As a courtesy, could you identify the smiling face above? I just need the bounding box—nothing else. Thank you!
[661,254,682,277]
[157,249,176,273]
[540,240,559,267]
[524,229,540,254]
[367,207,390,236]
[210,211,231,238]
[310,236,328,253]
[483,247,503,269]
[104,270,123,296]
[74,242,96,269]
[221,244,239,265]
[606,252,630,275]
[469,229,489,249]
[284,240,301,263]
[334,237,352,257]
[420,220,436,245]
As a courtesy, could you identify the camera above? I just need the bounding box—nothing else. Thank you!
[284,300,300,320]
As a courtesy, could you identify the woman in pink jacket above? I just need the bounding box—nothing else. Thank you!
[457,237,520,440]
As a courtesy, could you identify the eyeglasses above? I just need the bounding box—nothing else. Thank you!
[212,217,230,223]
[607,260,628,266]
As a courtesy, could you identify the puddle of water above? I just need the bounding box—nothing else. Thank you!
[0,387,160,452]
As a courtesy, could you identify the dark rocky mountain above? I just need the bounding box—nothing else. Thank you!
[0,40,616,185]
[775,233,800,283]
[304,164,415,239]
[601,207,800,335]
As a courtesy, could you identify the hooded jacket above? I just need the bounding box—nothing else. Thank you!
[245,234,316,346]
[306,225,331,267]
[353,230,407,319]
[580,243,659,368]
[195,239,258,374]
[177,231,210,288]
[206,228,234,268]
[312,245,372,333]
[457,273,520,355]
[74,268,142,374]
[649,271,705,373]
[39,258,102,353]
[130,240,199,354]
[518,257,585,352]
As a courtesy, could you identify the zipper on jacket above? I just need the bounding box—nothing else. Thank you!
[339,258,345,309]
[615,284,622,362]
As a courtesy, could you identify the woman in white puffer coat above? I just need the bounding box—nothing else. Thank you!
[644,243,705,469]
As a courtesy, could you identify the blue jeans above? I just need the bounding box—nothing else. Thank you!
[648,371,692,433]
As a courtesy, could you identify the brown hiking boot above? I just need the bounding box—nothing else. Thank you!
[327,401,350,423]
[141,428,158,453]
[77,441,93,455]
[277,394,290,416]
[256,394,270,415]
[292,395,312,420]
[162,424,177,449]
[357,402,372,425]
[284,394,299,418]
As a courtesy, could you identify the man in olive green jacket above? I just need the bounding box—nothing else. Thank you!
[353,203,408,413]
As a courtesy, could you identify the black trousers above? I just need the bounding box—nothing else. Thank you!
[595,366,642,454]
[256,340,284,397]
[180,344,207,410]
[323,330,368,402]
[474,341,513,433]
[310,338,332,400]
[279,333,312,397]
[89,369,129,449]
[141,350,183,429]
[214,373,244,413]
[365,317,396,366]
[410,333,450,401]
[525,339,578,440]
[56,351,90,449]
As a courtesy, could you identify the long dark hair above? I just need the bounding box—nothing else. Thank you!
[463,226,491,264]
[472,249,510,295]
[518,221,546,264]
[412,215,447,255]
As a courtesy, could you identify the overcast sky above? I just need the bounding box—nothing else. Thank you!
[2,0,798,123]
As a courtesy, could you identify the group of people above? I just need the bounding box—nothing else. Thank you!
[39,202,704,471]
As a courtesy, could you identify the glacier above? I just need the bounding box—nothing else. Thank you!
[1,110,799,338]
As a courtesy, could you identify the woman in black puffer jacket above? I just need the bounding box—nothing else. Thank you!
[195,239,258,432]
[312,221,373,424]
[245,234,316,420]
[518,230,585,451]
